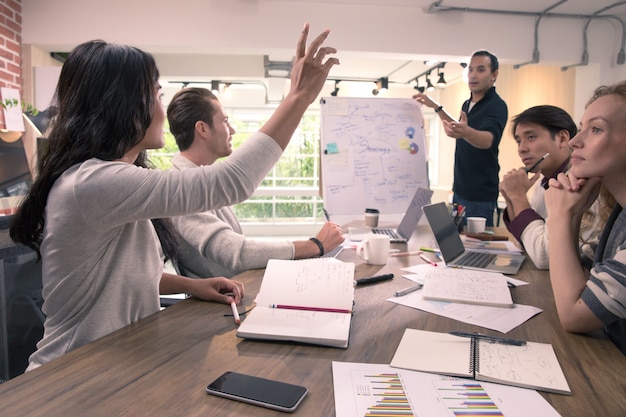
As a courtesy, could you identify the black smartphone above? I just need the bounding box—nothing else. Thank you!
[206,371,308,413]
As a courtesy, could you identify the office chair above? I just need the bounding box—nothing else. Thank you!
[0,244,44,381]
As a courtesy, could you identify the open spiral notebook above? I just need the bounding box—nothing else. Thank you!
[390,328,571,395]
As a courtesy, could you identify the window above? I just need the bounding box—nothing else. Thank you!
[148,108,326,236]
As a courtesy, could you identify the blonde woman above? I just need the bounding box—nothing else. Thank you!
[545,81,626,354]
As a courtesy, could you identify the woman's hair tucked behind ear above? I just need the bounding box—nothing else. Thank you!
[10,40,160,257]
[579,81,626,244]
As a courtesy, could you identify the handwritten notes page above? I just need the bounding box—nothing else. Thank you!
[421,268,514,307]
[390,329,571,395]
[254,258,354,310]
[236,259,356,348]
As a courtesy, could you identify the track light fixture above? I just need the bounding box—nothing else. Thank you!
[425,72,435,92]
[414,79,425,93]
[372,77,389,95]
[331,80,340,96]
[211,80,220,94]
[436,69,447,89]
[408,61,447,92]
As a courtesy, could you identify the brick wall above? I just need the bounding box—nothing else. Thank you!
[0,0,22,130]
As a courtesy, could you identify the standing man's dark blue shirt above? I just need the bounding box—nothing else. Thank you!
[454,86,508,202]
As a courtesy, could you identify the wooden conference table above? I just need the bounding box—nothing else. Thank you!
[0,225,624,416]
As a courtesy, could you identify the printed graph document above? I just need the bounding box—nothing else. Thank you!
[390,329,571,395]
[388,291,541,333]
[236,259,355,348]
[332,361,562,417]
[421,268,514,307]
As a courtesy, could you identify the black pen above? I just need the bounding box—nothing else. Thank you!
[449,331,527,346]
[322,208,331,222]
[353,273,394,286]
[525,152,550,173]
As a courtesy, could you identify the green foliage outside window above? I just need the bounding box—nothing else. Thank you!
[147,110,325,224]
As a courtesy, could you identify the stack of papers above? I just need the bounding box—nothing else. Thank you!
[389,265,541,333]
[421,268,514,307]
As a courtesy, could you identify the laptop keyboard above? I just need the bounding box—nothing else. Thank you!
[456,251,497,268]
[372,228,401,240]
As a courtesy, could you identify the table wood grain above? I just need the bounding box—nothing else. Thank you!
[0,226,624,416]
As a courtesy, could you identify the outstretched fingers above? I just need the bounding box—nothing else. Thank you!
[304,29,332,62]
[295,23,310,59]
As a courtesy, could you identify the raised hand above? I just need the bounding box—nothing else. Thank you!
[288,23,340,105]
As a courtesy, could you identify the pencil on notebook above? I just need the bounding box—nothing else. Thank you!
[269,304,352,314]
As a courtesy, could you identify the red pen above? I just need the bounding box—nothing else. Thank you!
[419,253,438,267]
[269,304,352,314]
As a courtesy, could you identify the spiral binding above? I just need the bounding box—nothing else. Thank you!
[469,336,479,379]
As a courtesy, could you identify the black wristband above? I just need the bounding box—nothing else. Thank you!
[309,237,324,256]
[435,105,443,113]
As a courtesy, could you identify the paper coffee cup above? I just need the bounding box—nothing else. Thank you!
[365,208,379,228]
[466,217,487,233]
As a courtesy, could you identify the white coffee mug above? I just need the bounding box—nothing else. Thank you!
[356,234,390,265]
[466,217,487,233]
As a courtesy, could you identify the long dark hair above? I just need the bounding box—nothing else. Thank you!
[9,40,180,261]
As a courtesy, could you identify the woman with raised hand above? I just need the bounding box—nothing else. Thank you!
[10,23,339,369]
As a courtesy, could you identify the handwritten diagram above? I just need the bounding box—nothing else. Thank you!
[321,97,429,215]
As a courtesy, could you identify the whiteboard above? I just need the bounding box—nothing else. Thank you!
[320,97,429,215]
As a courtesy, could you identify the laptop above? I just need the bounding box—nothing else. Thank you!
[422,202,525,274]
[371,187,434,243]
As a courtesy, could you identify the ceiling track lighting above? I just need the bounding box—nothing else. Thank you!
[372,77,389,96]
[436,66,447,89]
[414,79,425,93]
[425,72,435,92]
[331,80,340,96]
[408,61,448,92]
[211,80,220,94]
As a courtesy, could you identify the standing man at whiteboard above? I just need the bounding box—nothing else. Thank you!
[414,50,507,226]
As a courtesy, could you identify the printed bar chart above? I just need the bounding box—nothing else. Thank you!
[364,373,414,417]
[436,381,504,416]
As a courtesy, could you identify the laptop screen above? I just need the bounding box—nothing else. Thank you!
[396,187,434,238]
[422,202,466,262]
